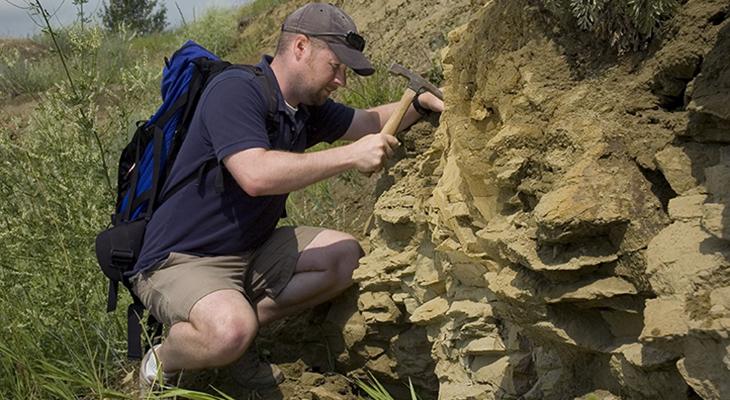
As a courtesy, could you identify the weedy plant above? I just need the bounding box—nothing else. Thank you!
[180,7,240,57]
[0,63,126,398]
[355,372,421,400]
[539,0,679,52]
[0,45,59,98]
[0,45,233,400]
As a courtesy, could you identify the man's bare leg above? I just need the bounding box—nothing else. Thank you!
[155,289,259,373]
[255,229,363,326]
[152,229,361,373]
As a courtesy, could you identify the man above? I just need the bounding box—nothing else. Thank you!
[133,2,444,390]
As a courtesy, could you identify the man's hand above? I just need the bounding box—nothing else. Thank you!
[348,133,400,173]
[417,90,445,113]
[343,88,445,142]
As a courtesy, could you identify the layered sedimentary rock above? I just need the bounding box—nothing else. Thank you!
[333,0,730,398]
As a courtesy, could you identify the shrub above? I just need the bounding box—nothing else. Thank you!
[0,76,126,398]
[335,63,403,109]
[540,0,679,52]
[101,0,168,35]
[0,28,228,400]
[0,46,60,97]
[0,11,151,397]
[179,7,239,57]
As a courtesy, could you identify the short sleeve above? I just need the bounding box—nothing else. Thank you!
[201,71,271,161]
[306,99,355,147]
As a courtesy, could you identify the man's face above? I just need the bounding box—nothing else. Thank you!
[301,39,347,106]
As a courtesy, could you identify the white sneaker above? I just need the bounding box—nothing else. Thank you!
[138,344,179,397]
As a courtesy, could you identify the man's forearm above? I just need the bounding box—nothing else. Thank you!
[225,146,355,196]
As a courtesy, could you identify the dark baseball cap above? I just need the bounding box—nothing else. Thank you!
[282,3,375,76]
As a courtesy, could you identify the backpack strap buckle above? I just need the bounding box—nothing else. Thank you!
[111,248,135,269]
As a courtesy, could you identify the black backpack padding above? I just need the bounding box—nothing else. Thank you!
[95,51,280,359]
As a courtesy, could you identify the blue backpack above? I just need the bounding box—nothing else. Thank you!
[95,40,278,359]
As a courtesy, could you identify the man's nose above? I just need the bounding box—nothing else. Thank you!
[334,65,346,87]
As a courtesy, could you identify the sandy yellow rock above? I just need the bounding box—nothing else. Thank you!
[410,297,450,325]
[640,297,689,340]
[447,300,494,320]
[462,332,507,355]
[543,277,637,303]
[358,292,402,324]
[667,194,707,220]
[655,146,701,194]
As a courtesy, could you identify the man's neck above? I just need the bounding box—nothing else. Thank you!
[269,56,300,107]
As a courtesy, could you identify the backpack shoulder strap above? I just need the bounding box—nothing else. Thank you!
[158,64,282,199]
[206,64,281,194]
[228,64,279,143]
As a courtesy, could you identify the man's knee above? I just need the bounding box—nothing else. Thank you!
[202,314,258,365]
[301,230,364,287]
[325,233,363,286]
[338,236,362,271]
[188,291,259,366]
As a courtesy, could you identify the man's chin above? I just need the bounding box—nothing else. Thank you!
[304,94,329,106]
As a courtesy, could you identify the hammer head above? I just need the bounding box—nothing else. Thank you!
[389,63,443,100]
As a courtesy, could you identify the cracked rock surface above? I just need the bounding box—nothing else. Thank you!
[339,1,730,399]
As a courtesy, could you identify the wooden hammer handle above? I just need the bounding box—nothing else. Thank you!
[381,88,417,136]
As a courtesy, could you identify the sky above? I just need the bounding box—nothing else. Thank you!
[0,0,248,37]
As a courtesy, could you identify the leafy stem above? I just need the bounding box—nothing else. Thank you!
[33,0,113,194]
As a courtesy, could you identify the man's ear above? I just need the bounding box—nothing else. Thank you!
[292,34,310,61]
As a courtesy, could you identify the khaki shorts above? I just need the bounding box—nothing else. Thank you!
[131,226,324,326]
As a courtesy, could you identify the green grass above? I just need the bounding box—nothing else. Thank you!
[0,24,162,100]
[336,63,403,109]
[0,5,245,101]
[0,45,60,97]
[179,7,240,57]
[239,0,290,17]
[0,7,231,399]
[223,0,293,63]
[356,373,421,400]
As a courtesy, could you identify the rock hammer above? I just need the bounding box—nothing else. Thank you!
[381,63,444,136]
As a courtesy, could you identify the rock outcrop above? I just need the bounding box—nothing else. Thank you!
[331,0,730,399]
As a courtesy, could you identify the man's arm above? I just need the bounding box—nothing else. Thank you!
[223,88,442,197]
[224,133,399,196]
[341,90,444,141]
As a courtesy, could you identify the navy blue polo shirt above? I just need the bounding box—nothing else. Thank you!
[131,56,355,275]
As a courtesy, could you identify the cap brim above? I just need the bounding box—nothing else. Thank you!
[327,41,375,76]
